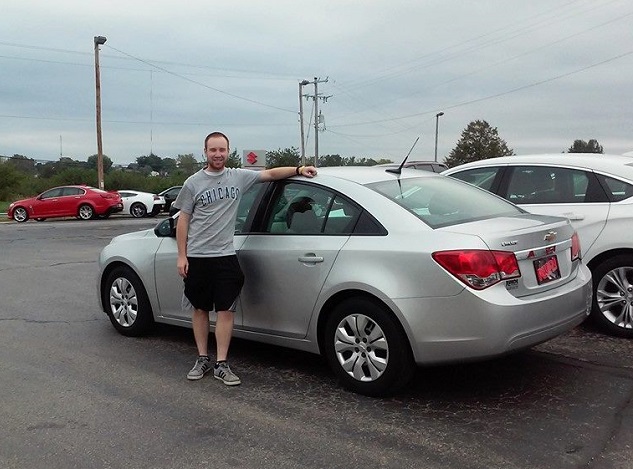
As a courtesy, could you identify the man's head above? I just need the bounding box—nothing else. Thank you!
[204,132,230,171]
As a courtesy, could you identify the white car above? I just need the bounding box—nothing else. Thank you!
[118,190,165,218]
[443,153,633,338]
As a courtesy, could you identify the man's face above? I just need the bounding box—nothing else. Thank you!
[205,136,229,171]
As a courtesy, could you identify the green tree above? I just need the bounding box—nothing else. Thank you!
[226,149,242,168]
[0,160,25,199]
[49,168,96,187]
[318,154,344,167]
[7,154,36,175]
[161,157,178,174]
[86,154,113,173]
[177,153,200,175]
[444,120,514,168]
[266,147,300,168]
[136,153,163,172]
[567,139,603,153]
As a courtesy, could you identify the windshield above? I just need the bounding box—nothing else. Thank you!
[367,176,523,228]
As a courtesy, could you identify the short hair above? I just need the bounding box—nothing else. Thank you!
[204,132,230,150]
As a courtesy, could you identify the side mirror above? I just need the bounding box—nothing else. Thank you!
[154,217,176,238]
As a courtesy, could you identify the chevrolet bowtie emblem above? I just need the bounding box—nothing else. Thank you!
[544,231,557,242]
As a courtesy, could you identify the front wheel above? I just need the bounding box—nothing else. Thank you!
[324,297,415,397]
[13,207,29,222]
[78,204,95,220]
[591,254,633,338]
[102,266,153,336]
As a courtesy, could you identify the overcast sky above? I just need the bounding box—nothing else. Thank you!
[1,0,632,165]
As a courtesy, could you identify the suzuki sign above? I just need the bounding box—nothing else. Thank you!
[242,150,266,170]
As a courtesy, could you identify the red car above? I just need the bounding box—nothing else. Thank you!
[7,185,124,222]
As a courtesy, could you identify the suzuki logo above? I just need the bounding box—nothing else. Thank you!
[543,231,557,242]
[247,152,258,165]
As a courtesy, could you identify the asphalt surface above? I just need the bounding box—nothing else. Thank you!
[0,216,631,469]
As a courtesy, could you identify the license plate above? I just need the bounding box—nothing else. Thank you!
[534,255,561,285]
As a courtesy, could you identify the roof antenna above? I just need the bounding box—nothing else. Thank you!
[386,136,420,175]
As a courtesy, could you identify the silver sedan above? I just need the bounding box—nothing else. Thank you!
[97,167,592,396]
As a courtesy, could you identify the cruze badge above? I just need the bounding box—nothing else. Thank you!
[501,240,517,246]
[544,231,557,242]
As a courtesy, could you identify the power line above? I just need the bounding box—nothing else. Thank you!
[329,47,633,129]
[105,45,296,114]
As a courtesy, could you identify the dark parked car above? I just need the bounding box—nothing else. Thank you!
[157,185,182,213]
[8,185,123,222]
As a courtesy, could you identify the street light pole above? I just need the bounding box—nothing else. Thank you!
[94,35,107,190]
[434,111,444,163]
[299,80,309,166]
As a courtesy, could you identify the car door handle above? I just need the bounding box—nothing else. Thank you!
[562,212,585,221]
[298,254,324,264]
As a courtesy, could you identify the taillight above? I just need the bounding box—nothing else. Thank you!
[571,232,581,261]
[432,250,521,290]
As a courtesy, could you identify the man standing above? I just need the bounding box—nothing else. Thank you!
[173,131,317,385]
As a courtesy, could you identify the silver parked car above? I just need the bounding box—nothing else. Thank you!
[98,167,592,396]
[443,154,633,338]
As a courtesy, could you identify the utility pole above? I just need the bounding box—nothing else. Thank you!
[300,77,330,167]
[298,80,310,166]
[94,35,107,190]
[314,77,320,167]
[310,77,329,167]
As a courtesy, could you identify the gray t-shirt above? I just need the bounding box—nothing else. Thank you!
[173,168,261,257]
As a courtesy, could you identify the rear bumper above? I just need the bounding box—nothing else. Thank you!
[109,203,124,214]
[396,264,592,365]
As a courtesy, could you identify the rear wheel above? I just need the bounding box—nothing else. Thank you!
[324,297,415,397]
[591,254,633,338]
[102,266,154,336]
[78,204,94,220]
[130,203,147,218]
[13,207,29,222]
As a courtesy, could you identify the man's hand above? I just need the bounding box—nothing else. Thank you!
[177,255,188,278]
[300,166,317,178]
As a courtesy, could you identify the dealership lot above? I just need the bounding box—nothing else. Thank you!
[0,218,631,469]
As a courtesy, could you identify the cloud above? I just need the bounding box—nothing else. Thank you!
[1,0,632,164]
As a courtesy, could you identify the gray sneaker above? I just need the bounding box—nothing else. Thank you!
[214,362,241,386]
[187,356,211,380]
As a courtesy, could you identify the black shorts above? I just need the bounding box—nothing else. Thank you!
[184,255,244,312]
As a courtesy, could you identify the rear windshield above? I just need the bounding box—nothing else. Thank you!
[367,175,523,228]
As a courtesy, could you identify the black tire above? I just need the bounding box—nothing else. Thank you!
[130,202,147,218]
[78,204,95,220]
[591,254,633,338]
[12,207,29,222]
[102,266,154,336]
[324,297,415,397]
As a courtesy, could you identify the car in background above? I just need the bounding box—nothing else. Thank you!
[157,185,182,213]
[8,185,123,222]
[98,166,591,396]
[375,160,448,173]
[118,190,165,218]
[443,153,633,338]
